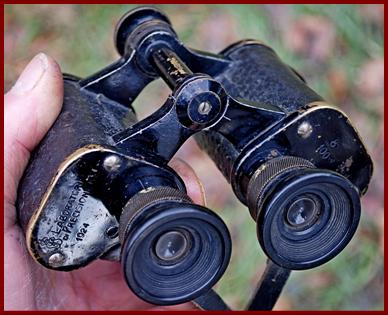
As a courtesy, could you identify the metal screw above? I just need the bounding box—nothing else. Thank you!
[103,155,121,172]
[48,252,65,266]
[297,121,313,139]
[198,101,212,115]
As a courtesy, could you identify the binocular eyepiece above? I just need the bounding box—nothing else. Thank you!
[119,187,231,304]
[17,6,373,310]
[247,156,361,269]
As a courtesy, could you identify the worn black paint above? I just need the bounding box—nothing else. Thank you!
[16,6,373,310]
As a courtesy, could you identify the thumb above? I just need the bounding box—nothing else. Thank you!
[4,53,63,208]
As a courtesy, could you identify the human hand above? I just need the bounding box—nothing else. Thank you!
[4,53,204,310]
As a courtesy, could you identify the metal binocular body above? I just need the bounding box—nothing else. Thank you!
[17,7,373,310]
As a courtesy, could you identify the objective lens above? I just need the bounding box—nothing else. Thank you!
[286,196,319,229]
[155,230,188,262]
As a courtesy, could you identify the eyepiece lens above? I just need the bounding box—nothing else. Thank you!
[255,168,361,270]
[155,230,188,262]
[120,192,231,305]
[286,196,319,228]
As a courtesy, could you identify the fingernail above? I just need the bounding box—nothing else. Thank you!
[11,53,48,95]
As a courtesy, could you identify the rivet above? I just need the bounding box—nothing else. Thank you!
[297,121,313,138]
[103,155,121,172]
[48,252,65,266]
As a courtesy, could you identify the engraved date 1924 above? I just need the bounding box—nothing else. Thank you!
[75,223,90,242]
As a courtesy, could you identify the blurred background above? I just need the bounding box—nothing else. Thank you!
[4,4,384,310]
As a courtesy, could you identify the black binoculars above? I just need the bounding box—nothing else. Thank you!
[17,7,373,310]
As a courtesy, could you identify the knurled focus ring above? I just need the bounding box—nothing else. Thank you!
[119,187,192,244]
[247,156,315,220]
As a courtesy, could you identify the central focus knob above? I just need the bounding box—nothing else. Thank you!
[155,230,189,262]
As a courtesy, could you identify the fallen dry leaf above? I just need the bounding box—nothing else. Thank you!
[359,4,384,26]
[274,295,293,310]
[306,271,336,289]
[356,58,384,97]
[196,11,238,52]
[283,15,336,62]
[327,69,349,103]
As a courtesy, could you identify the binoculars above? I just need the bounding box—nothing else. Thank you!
[17,7,373,310]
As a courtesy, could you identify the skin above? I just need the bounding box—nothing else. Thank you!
[4,53,203,310]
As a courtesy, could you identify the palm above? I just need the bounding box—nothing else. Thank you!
[34,258,151,310]
[5,202,194,310]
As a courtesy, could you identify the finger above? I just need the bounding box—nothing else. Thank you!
[4,53,63,226]
[169,158,206,206]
